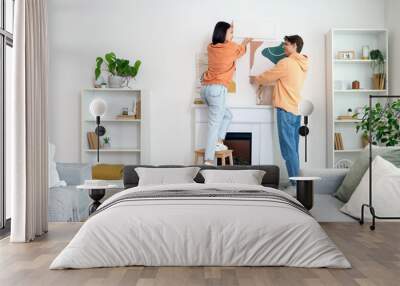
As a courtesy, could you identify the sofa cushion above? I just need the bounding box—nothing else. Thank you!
[56,163,92,185]
[341,156,400,219]
[300,168,348,195]
[92,164,124,180]
[335,147,400,202]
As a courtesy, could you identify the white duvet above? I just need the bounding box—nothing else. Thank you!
[50,183,350,269]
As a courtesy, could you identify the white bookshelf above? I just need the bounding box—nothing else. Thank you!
[80,88,150,165]
[326,29,388,167]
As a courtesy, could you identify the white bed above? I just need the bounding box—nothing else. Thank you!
[50,183,350,269]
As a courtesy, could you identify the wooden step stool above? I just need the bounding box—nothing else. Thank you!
[194,149,234,166]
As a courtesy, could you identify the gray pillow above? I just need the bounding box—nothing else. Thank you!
[334,147,400,202]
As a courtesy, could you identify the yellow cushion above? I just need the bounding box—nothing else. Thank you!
[92,164,124,180]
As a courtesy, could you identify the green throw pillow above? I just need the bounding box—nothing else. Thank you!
[335,147,400,202]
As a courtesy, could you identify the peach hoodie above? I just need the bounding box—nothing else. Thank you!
[255,53,309,115]
[202,42,246,88]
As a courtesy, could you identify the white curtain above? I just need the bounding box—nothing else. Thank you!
[10,0,49,242]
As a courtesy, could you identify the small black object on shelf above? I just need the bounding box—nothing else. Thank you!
[360,95,400,231]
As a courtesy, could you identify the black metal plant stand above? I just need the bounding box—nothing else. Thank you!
[360,95,400,230]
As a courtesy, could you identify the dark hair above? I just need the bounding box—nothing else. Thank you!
[284,35,304,53]
[212,21,231,45]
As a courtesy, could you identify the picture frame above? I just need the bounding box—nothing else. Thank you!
[337,51,356,60]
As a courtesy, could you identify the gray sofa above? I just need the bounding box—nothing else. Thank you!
[48,163,124,222]
[48,163,92,222]
[300,168,355,222]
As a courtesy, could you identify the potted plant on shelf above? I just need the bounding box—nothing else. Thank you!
[95,52,142,88]
[369,49,385,90]
[102,136,111,149]
[355,101,400,146]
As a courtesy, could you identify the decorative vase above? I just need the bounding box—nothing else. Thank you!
[372,73,385,90]
[108,75,124,88]
[103,142,111,149]
[361,134,369,148]
[352,80,360,90]
[362,45,370,60]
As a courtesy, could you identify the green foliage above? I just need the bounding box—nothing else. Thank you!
[95,52,142,80]
[369,49,385,74]
[103,136,111,144]
[355,100,400,146]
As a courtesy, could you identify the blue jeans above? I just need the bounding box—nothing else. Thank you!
[276,108,301,183]
[201,84,232,161]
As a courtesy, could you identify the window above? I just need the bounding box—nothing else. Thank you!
[0,0,14,232]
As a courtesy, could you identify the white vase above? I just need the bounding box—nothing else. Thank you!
[108,75,124,88]
[362,45,370,60]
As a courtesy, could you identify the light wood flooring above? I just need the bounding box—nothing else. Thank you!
[1,222,400,286]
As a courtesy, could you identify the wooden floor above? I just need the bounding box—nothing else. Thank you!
[1,222,400,286]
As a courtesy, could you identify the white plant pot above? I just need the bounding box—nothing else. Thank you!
[103,143,111,149]
[108,75,124,88]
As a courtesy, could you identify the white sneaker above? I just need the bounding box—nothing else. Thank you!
[215,143,228,151]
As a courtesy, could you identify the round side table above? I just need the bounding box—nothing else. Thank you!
[289,177,321,210]
[77,184,119,215]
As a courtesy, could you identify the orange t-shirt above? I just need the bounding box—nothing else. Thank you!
[202,42,246,88]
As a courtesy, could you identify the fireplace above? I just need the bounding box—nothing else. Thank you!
[194,105,274,165]
[224,132,252,165]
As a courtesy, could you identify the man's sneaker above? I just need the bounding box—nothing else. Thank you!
[215,143,228,151]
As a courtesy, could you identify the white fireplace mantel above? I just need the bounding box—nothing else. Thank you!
[193,104,276,165]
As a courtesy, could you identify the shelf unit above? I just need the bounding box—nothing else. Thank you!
[326,29,388,167]
[81,88,150,165]
[334,89,388,93]
[334,59,386,64]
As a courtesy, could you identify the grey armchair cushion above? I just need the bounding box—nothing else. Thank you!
[48,186,90,222]
[56,163,92,186]
[334,147,400,202]
[300,168,348,195]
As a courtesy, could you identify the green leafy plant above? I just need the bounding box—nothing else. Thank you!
[95,52,142,81]
[369,49,385,74]
[355,100,400,146]
[369,49,386,90]
[103,136,111,144]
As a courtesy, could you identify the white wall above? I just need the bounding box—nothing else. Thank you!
[48,0,385,167]
[385,0,400,94]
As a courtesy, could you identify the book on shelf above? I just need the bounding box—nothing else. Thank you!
[116,115,137,120]
[87,132,99,149]
[334,133,344,150]
[135,98,141,119]
[337,115,354,120]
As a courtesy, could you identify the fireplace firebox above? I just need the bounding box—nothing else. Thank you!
[223,132,252,165]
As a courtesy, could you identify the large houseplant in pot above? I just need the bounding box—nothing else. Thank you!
[355,100,400,146]
[370,49,385,90]
[95,52,141,88]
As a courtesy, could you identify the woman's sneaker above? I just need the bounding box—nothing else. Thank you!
[215,143,228,151]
